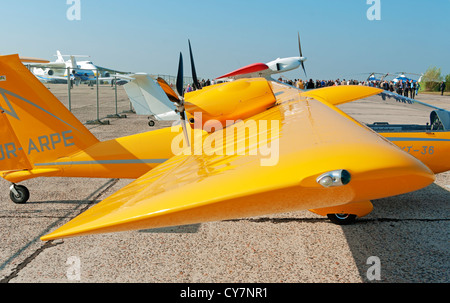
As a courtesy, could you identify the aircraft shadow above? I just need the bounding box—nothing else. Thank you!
[340,183,450,283]
[139,224,201,234]
[28,200,94,205]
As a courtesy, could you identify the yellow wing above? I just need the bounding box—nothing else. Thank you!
[41,84,435,241]
[299,85,383,105]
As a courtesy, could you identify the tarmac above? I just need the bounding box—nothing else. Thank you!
[0,83,449,284]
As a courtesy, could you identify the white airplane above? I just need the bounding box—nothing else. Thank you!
[123,73,179,124]
[122,41,198,126]
[216,33,307,80]
[122,37,308,125]
[28,50,126,85]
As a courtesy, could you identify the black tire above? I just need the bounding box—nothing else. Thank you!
[148,120,155,127]
[10,185,30,204]
[327,214,357,225]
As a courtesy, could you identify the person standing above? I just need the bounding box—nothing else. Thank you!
[389,81,394,92]
[440,81,446,96]
[396,81,402,95]
[404,80,410,97]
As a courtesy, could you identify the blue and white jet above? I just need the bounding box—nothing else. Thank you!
[28,50,126,85]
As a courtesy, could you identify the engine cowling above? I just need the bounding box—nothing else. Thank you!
[184,78,276,130]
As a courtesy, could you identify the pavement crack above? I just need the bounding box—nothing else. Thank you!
[0,240,63,283]
[225,217,327,224]
[0,178,119,282]
[225,217,450,224]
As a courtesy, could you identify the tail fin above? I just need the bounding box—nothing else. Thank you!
[55,50,65,63]
[70,55,77,69]
[0,54,99,173]
[123,73,178,120]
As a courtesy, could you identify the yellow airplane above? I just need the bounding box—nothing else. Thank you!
[0,53,449,241]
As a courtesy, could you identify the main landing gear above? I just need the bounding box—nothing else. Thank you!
[326,213,357,225]
[309,201,374,225]
[9,184,30,204]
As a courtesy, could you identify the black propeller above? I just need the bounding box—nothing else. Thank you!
[175,52,190,147]
[156,52,190,147]
[156,40,203,148]
[176,52,184,97]
[188,39,201,90]
[298,32,307,78]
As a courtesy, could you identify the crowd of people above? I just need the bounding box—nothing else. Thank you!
[188,77,429,100]
[280,78,421,99]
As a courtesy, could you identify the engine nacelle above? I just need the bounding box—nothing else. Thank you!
[184,78,276,130]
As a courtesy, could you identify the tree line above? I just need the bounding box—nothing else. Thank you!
[421,66,449,92]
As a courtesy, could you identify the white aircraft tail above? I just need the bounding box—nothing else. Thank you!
[123,74,178,120]
[55,50,65,63]
[70,56,78,69]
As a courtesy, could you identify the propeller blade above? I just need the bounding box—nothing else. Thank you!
[301,61,307,78]
[176,52,184,97]
[174,52,190,147]
[180,112,190,147]
[298,32,307,78]
[188,39,200,90]
[157,77,181,103]
[298,32,303,58]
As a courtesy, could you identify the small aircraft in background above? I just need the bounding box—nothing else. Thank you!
[366,72,389,82]
[122,37,307,126]
[122,40,197,126]
[27,50,127,85]
[392,72,423,83]
[122,72,179,123]
[216,33,307,80]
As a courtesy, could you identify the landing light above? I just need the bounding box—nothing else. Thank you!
[317,170,351,188]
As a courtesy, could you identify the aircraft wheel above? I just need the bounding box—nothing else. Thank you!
[10,185,30,204]
[327,213,357,225]
[148,120,156,127]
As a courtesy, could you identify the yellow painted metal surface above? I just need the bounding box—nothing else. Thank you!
[0,54,98,171]
[1,126,183,183]
[0,56,441,241]
[380,131,450,174]
[299,85,384,105]
[0,54,181,182]
[185,78,276,129]
[42,89,435,241]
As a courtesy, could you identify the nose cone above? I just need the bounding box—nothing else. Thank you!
[300,57,307,62]
[327,142,435,203]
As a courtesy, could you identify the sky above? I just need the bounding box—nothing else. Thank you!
[1,0,449,81]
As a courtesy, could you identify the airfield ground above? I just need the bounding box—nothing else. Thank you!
[0,83,449,284]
